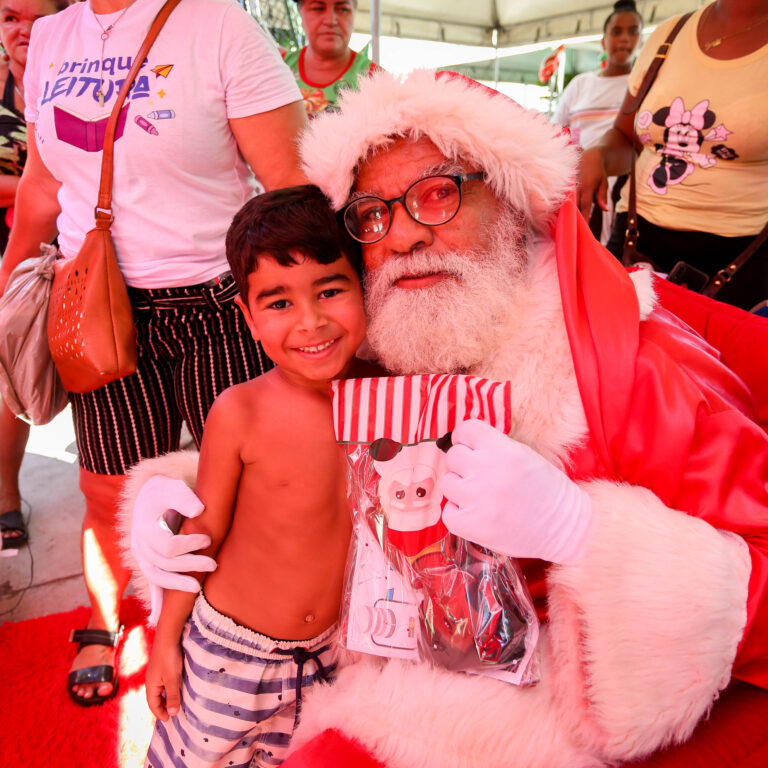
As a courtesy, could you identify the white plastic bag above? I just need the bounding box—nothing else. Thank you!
[0,243,68,424]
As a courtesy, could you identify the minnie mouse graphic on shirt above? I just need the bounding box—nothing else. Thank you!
[637,97,738,195]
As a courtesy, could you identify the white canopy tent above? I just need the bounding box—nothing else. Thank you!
[356,0,702,51]
[347,0,701,109]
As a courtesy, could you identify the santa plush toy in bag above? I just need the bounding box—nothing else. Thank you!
[333,373,539,685]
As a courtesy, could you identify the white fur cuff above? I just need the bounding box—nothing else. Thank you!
[116,450,201,615]
[547,480,751,761]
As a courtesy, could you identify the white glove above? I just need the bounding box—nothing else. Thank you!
[130,475,217,623]
[441,419,593,564]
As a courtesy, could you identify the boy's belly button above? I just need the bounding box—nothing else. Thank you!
[304,613,315,623]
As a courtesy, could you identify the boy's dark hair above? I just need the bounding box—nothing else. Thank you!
[226,184,362,300]
[603,0,642,31]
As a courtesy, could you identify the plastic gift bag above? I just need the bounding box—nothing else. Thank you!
[0,243,69,424]
[333,374,540,686]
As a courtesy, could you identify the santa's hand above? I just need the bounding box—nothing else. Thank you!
[131,475,217,623]
[440,419,593,564]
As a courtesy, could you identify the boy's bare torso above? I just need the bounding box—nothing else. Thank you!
[201,368,352,641]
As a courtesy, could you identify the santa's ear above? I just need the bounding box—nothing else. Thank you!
[370,437,403,461]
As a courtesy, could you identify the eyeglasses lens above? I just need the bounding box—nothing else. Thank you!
[406,176,461,225]
[344,176,462,243]
[344,199,389,243]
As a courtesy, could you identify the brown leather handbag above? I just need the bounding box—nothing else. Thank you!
[47,0,180,393]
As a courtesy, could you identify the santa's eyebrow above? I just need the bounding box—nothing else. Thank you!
[347,160,467,204]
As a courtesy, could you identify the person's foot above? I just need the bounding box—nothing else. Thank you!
[68,626,122,705]
[0,509,28,550]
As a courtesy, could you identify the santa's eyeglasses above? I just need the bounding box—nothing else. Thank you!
[341,172,486,244]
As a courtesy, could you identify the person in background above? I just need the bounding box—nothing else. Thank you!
[553,0,642,243]
[284,0,377,117]
[579,0,768,311]
[0,0,68,553]
[0,0,307,706]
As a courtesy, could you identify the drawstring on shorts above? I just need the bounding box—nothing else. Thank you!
[273,645,332,714]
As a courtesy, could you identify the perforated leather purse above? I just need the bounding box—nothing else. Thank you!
[47,0,180,393]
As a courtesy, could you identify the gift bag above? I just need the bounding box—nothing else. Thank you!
[333,374,540,685]
[0,243,69,424]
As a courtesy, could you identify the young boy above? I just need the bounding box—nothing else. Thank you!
[144,185,373,768]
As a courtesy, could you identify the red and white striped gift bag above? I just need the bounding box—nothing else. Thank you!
[332,374,540,685]
[332,373,515,446]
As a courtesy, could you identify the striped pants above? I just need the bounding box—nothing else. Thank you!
[145,594,341,768]
[70,272,271,475]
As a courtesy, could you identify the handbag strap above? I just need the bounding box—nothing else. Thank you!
[95,0,182,228]
[623,12,692,115]
[622,12,692,266]
[702,222,768,297]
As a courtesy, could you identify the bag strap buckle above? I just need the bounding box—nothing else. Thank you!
[714,264,737,286]
[624,216,639,249]
[94,206,114,224]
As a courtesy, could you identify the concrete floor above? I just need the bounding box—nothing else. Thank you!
[0,406,160,625]
[0,410,195,625]
[0,406,88,624]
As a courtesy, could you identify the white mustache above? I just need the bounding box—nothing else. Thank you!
[366,249,480,291]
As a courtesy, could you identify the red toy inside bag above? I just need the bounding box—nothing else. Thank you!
[333,374,540,685]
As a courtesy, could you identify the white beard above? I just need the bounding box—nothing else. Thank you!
[364,210,528,375]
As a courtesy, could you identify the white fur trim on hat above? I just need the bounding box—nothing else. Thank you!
[301,69,579,228]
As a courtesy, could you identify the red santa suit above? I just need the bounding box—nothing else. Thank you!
[285,70,767,767]
[121,70,768,767]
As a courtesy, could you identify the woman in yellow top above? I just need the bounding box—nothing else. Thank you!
[579,0,768,312]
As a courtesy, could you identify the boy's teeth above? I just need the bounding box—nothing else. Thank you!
[299,339,335,353]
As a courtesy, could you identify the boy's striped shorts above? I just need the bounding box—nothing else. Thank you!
[145,593,340,768]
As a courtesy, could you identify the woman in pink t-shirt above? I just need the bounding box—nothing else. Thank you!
[0,0,308,707]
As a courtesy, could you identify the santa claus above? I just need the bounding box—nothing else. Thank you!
[124,70,768,767]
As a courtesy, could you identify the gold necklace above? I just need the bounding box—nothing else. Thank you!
[94,5,130,106]
[702,11,768,50]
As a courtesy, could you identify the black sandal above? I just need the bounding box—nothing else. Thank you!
[0,509,28,550]
[67,627,123,707]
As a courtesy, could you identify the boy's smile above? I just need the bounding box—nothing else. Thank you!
[236,252,366,389]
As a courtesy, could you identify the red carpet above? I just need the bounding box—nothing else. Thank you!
[0,596,156,768]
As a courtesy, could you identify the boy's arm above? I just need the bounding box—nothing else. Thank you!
[145,391,245,719]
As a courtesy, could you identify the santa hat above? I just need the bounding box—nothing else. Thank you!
[300,69,579,228]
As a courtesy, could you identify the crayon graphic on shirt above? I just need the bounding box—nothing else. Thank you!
[147,110,175,120]
[135,115,159,135]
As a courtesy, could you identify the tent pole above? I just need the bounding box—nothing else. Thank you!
[371,0,381,64]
